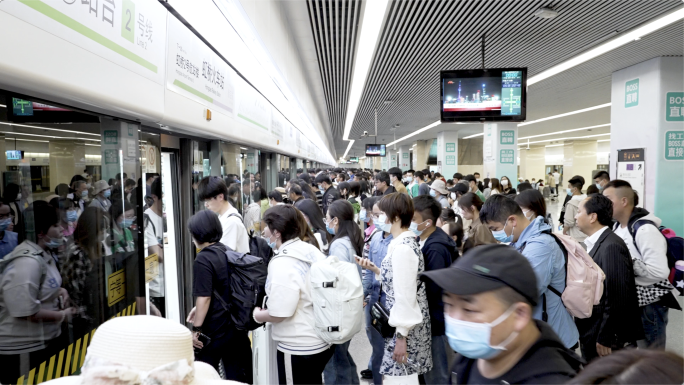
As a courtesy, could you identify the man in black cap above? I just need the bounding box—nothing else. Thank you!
[447,183,469,209]
[421,244,583,384]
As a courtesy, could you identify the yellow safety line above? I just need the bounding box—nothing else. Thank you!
[36,361,46,383]
[17,375,24,384]
[63,343,73,376]
[55,349,65,379]
[26,368,35,384]
[71,339,81,374]
[79,333,90,368]
[46,355,56,381]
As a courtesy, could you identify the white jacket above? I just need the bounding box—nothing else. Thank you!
[614,212,670,287]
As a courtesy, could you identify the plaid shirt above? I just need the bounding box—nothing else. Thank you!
[61,242,92,310]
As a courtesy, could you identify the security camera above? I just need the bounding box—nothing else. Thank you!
[363,130,369,136]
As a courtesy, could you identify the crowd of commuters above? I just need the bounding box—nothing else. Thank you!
[1,165,682,385]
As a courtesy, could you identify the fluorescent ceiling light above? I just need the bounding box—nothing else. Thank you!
[519,124,610,140]
[1,131,100,141]
[528,6,684,85]
[524,133,610,145]
[412,144,416,147]
[597,139,611,142]
[359,156,366,160]
[0,122,100,136]
[463,133,484,139]
[85,143,101,147]
[342,0,390,141]
[342,140,355,159]
[387,120,441,147]
[409,148,413,151]
[545,144,565,148]
[518,103,611,127]
[6,138,49,143]
[0,104,5,108]
[240,147,248,150]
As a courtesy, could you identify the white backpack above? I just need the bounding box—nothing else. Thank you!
[281,253,364,344]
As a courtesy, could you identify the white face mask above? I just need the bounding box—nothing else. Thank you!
[450,192,457,200]
[522,208,534,220]
[488,182,492,188]
[501,179,509,186]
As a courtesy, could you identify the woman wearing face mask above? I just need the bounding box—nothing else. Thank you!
[50,197,78,241]
[514,189,555,231]
[323,200,363,385]
[482,178,492,199]
[500,176,516,195]
[295,198,331,252]
[337,181,350,201]
[62,207,107,335]
[244,187,266,237]
[458,193,497,254]
[253,205,333,385]
[109,200,136,254]
[89,180,112,212]
[187,209,253,382]
[3,182,26,242]
[356,193,433,381]
[0,204,78,384]
[489,177,503,197]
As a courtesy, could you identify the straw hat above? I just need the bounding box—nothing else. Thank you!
[92,180,111,196]
[430,179,448,195]
[42,316,243,384]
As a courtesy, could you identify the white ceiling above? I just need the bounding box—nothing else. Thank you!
[294,0,683,157]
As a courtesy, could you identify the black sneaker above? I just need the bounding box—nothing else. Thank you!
[360,369,373,379]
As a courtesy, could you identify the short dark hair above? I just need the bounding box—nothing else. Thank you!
[198,176,228,201]
[440,207,456,223]
[457,192,483,213]
[110,199,133,222]
[566,349,683,385]
[125,179,136,188]
[378,192,414,228]
[453,173,463,180]
[604,179,633,193]
[474,172,480,177]
[586,184,600,195]
[252,186,267,202]
[568,175,584,190]
[514,190,547,219]
[362,196,379,211]
[315,173,332,185]
[414,170,425,181]
[412,195,441,223]
[583,194,614,227]
[387,167,402,180]
[150,177,162,199]
[480,194,523,224]
[593,171,609,181]
[268,190,283,202]
[375,172,390,186]
[464,174,476,183]
[145,173,159,182]
[188,210,223,244]
[407,169,415,174]
[349,181,361,196]
[289,184,303,197]
[517,182,533,192]
[263,205,301,242]
[337,182,350,194]
[29,203,60,237]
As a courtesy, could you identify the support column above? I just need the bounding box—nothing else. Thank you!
[398,146,411,171]
[414,140,427,171]
[437,131,459,179]
[482,122,518,188]
[573,141,598,187]
[519,146,545,182]
[381,154,389,171]
[100,118,140,185]
[611,56,684,234]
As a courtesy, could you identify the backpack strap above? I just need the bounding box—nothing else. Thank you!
[0,249,49,293]
[143,213,156,238]
[629,219,659,256]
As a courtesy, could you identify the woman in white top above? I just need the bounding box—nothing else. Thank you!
[244,188,264,237]
[253,205,333,385]
[357,193,432,379]
[489,177,503,196]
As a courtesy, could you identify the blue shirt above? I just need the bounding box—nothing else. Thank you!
[511,216,579,349]
[366,231,393,306]
[0,231,18,260]
[328,236,362,277]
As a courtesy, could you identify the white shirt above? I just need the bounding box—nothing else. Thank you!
[266,239,328,354]
[584,226,608,254]
[614,223,670,287]
[218,205,250,254]
[144,208,165,297]
[553,172,561,184]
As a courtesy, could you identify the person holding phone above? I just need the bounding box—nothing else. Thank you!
[187,210,252,383]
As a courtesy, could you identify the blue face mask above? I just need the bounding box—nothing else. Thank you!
[67,211,78,223]
[359,209,369,223]
[326,219,336,235]
[429,189,436,197]
[491,220,514,243]
[264,235,277,250]
[103,189,112,198]
[595,183,602,191]
[409,220,428,237]
[566,188,573,196]
[81,190,89,198]
[445,305,518,359]
[0,218,11,231]
[375,214,391,233]
[120,218,135,228]
[44,236,64,250]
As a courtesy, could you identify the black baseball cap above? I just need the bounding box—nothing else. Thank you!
[448,183,469,194]
[421,244,539,306]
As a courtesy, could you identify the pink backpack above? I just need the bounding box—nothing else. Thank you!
[546,232,605,319]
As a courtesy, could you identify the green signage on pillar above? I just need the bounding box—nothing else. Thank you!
[104,130,119,145]
[500,149,514,164]
[446,143,455,152]
[446,155,456,165]
[666,92,684,122]
[624,79,639,108]
[665,131,684,160]
[403,153,409,159]
[500,130,515,145]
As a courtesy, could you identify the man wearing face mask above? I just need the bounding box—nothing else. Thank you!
[0,202,18,259]
[387,167,407,195]
[315,173,341,216]
[411,196,457,385]
[68,180,89,214]
[593,171,610,192]
[480,195,580,350]
[421,244,583,384]
[562,176,588,244]
[89,180,112,212]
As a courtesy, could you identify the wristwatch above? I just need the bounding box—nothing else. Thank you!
[192,325,203,333]
[395,332,406,340]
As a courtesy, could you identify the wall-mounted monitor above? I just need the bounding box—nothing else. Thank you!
[349,157,359,163]
[6,150,24,160]
[365,144,386,157]
[440,68,527,122]
[6,94,99,123]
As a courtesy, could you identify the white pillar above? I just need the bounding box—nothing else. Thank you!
[437,131,459,179]
[398,146,411,171]
[482,122,518,188]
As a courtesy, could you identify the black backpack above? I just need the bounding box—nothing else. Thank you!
[212,244,268,331]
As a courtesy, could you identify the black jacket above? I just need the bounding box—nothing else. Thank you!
[421,227,457,336]
[322,186,341,215]
[452,321,583,384]
[576,229,644,355]
[374,185,396,196]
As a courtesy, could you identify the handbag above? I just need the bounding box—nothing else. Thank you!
[383,363,419,385]
[370,287,395,338]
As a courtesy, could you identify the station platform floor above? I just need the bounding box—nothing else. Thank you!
[348,198,684,382]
